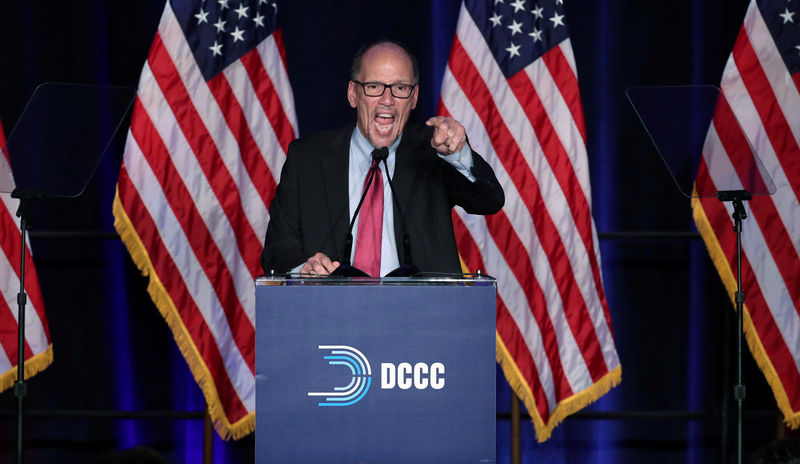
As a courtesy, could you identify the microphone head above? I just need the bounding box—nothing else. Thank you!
[372,147,389,161]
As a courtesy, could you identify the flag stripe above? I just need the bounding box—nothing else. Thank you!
[0,289,23,365]
[699,163,800,405]
[207,66,277,255]
[117,167,250,421]
[441,79,598,399]
[708,101,772,196]
[452,13,617,372]
[448,35,608,381]
[460,204,576,416]
[446,93,572,401]
[511,62,613,341]
[156,7,272,263]
[488,210,574,399]
[0,118,52,392]
[147,35,264,280]
[710,105,800,312]
[745,4,800,148]
[440,100,568,406]
[540,44,586,143]
[694,0,800,426]
[0,252,38,360]
[239,48,295,156]
[264,29,295,114]
[118,134,255,412]
[0,134,48,361]
[221,56,281,206]
[732,26,800,201]
[452,211,553,419]
[128,97,256,369]
[0,201,49,348]
[696,184,800,407]
[223,46,289,202]
[117,143,256,403]
[720,60,800,263]
[115,1,296,438]
[441,1,620,441]
[134,68,258,334]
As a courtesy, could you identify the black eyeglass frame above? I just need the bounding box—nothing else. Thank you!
[351,80,417,99]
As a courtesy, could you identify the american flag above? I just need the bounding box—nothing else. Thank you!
[113,0,297,438]
[439,0,621,441]
[0,119,53,393]
[693,0,800,428]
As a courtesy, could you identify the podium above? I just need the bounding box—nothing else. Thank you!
[255,275,497,464]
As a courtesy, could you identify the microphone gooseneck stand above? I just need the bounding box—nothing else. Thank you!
[716,189,751,464]
[379,157,418,277]
[332,146,419,277]
[334,147,388,277]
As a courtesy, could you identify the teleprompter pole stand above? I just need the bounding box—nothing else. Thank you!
[11,189,43,464]
[716,189,751,464]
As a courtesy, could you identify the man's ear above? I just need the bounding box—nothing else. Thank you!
[347,81,357,108]
[410,85,419,110]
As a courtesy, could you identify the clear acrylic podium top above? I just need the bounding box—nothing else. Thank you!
[256,273,497,287]
[626,85,775,198]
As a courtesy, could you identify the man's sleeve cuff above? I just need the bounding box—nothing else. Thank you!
[437,144,476,182]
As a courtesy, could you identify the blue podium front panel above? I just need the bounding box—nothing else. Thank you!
[255,279,496,464]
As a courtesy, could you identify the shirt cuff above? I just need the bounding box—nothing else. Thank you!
[437,144,476,182]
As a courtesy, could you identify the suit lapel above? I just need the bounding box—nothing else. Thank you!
[321,126,353,259]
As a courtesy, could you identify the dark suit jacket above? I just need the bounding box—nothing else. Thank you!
[261,123,504,274]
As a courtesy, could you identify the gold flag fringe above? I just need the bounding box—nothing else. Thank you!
[692,196,800,429]
[0,345,54,393]
[496,333,621,442]
[113,189,254,440]
[460,258,622,441]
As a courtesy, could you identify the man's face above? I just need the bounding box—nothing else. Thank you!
[347,43,418,148]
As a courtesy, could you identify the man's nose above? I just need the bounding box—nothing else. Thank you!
[378,87,395,105]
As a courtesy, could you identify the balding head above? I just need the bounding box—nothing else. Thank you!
[351,40,419,84]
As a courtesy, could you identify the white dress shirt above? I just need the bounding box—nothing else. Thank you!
[347,126,474,276]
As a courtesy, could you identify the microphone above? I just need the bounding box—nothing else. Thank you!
[332,147,388,277]
[380,156,419,277]
[372,146,389,162]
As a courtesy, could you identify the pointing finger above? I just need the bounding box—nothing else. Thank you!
[425,116,444,128]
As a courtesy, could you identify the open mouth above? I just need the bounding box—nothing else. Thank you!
[374,112,396,135]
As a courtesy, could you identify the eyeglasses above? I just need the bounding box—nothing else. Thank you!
[352,80,417,99]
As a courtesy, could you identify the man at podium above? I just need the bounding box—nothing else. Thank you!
[261,40,504,277]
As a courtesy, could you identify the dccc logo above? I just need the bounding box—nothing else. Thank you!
[308,345,447,407]
[307,345,372,407]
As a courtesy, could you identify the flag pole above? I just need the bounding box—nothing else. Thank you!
[511,392,521,464]
[203,405,214,464]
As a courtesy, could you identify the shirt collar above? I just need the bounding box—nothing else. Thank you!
[351,126,402,172]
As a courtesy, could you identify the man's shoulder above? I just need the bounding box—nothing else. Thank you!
[289,125,353,154]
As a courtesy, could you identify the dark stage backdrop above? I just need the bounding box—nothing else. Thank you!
[0,0,793,463]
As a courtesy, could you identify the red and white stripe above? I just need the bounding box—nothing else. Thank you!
[0,120,53,393]
[439,3,620,441]
[114,2,296,439]
[694,0,800,427]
